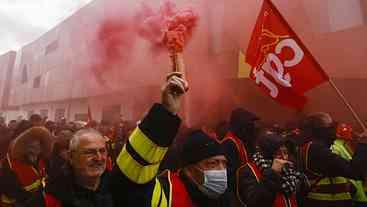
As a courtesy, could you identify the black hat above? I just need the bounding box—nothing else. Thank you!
[257,133,284,159]
[230,108,259,129]
[181,130,224,167]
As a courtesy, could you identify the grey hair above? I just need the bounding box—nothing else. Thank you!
[69,128,104,151]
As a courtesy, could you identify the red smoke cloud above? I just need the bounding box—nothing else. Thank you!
[91,18,136,85]
[90,1,198,85]
[136,1,199,53]
[98,19,135,63]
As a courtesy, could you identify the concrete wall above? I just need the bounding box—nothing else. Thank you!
[0,51,16,110]
[1,0,367,128]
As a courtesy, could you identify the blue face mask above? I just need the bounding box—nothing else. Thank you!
[198,169,228,198]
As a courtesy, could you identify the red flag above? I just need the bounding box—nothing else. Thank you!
[87,105,93,123]
[246,0,329,110]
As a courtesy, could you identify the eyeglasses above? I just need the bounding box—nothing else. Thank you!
[77,148,107,158]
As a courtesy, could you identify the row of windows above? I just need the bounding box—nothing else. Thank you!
[21,65,42,88]
[20,40,58,86]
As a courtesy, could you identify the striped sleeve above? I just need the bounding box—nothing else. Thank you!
[117,103,181,184]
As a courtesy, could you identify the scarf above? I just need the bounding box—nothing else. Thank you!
[252,151,302,196]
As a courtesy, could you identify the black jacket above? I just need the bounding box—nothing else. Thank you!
[237,164,284,207]
[302,141,367,179]
[46,170,114,207]
[221,133,255,197]
[46,103,181,207]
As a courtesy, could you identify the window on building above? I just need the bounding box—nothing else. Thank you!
[21,65,28,84]
[75,113,88,121]
[40,109,49,119]
[328,0,364,32]
[33,76,41,88]
[45,40,59,55]
[55,108,66,122]
[304,0,365,33]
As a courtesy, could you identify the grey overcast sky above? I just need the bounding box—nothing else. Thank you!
[0,0,93,55]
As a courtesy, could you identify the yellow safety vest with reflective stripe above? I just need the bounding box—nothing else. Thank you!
[117,125,199,207]
[117,127,169,184]
[307,176,352,201]
[150,171,198,207]
[332,139,367,203]
[151,176,171,207]
[117,126,174,206]
[306,141,353,206]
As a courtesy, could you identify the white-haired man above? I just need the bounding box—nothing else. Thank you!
[45,128,112,207]
[44,72,188,207]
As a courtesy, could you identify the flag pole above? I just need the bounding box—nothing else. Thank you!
[328,79,367,132]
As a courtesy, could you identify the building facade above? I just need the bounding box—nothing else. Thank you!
[0,0,366,128]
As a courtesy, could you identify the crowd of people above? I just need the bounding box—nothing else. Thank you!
[0,72,367,207]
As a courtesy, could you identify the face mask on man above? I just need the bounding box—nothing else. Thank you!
[198,169,228,198]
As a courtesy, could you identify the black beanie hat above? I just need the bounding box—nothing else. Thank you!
[181,130,224,167]
[230,108,259,130]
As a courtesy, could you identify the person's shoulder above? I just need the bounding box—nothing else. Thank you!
[237,163,254,178]
[157,169,172,183]
[44,193,63,207]
[309,141,329,152]
[221,138,237,147]
[101,170,116,190]
[46,165,74,195]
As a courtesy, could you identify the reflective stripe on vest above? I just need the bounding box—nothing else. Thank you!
[301,141,353,205]
[222,132,248,164]
[151,178,168,207]
[151,171,197,207]
[24,178,44,192]
[117,145,160,184]
[117,127,168,184]
[332,139,367,203]
[128,128,168,164]
[0,194,15,204]
[307,192,352,201]
[307,175,353,202]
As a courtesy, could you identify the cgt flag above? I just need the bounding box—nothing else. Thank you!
[246,0,329,110]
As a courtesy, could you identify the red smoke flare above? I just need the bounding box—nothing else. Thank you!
[137,1,198,53]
